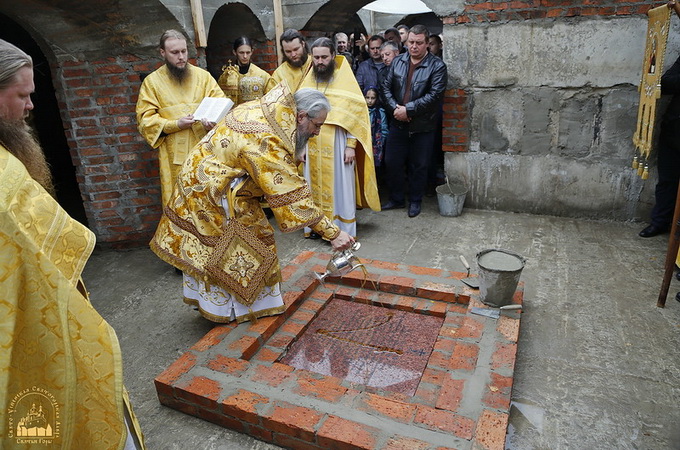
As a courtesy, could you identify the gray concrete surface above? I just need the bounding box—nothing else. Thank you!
[84,197,680,449]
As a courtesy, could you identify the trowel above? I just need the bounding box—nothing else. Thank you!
[459,255,479,289]
[470,304,522,319]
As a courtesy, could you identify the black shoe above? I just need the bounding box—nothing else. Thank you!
[381,200,405,210]
[306,232,321,240]
[676,292,680,303]
[174,267,182,275]
[408,202,421,218]
[676,271,680,282]
[639,224,668,238]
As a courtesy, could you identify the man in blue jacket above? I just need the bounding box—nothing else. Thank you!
[381,25,447,218]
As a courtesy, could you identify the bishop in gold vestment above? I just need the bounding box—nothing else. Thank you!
[151,83,350,323]
[136,63,224,206]
[0,146,145,449]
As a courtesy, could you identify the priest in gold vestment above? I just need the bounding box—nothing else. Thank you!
[218,36,272,105]
[0,38,144,449]
[266,29,312,93]
[150,83,355,323]
[300,38,380,238]
[136,30,224,207]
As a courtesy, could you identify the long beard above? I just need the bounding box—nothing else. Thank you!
[166,61,189,83]
[295,129,311,162]
[285,52,308,69]
[0,120,55,196]
[313,59,336,83]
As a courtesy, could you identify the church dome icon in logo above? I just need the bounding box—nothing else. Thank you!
[7,387,60,443]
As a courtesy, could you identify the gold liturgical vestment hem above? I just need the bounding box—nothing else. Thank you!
[0,147,145,449]
[218,63,272,106]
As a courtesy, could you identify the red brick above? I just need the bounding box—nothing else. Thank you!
[246,424,273,441]
[357,393,416,423]
[416,282,457,303]
[317,415,379,449]
[281,263,301,281]
[267,331,295,349]
[420,367,447,386]
[246,315,281,340]
[414,406,475,440]
[204,354,249,376]
[449,342,480,371]
[253,347,280,363]
[483,372,513,410]
[263,402,324,442]
[272,434,321,450]
[381,436,432,450]
[190,324,235,351]
[491,342,517,371]
[370,259,401,271]
[474,409,509,450]
[378,275,417,295]
[428,350,449,369]
[155,351,196,388]
[228,335,260,359]
[413,383,439,405]
[294,371,347,402]
[408,265,443,276]
[339,268,380,289]
[221,389,269,424]
[176,376,221,409]
[332,285,359,300]
[251,362,294,387]
[290,250,315,265]
[196,408,247,433]
[457,315,485,340]
[435,378,465,412]
[280,320,305,335]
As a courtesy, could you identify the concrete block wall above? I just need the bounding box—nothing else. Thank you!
[435,0,676,220]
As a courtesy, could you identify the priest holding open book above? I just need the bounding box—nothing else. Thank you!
[136,29,225,206]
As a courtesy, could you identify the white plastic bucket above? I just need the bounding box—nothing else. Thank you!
[476,249,526,307]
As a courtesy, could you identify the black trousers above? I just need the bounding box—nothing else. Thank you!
[385,126,435,204]
[651,120,680,228]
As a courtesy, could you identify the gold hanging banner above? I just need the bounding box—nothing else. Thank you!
[633,5,672,180]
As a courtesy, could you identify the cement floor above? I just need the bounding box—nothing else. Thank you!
[83,197,680,449]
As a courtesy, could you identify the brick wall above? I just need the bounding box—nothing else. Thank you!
[444,0,652,24]
[56,55,163,247]
[442,89,470,153]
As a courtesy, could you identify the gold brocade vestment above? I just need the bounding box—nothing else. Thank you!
[151,82,340,312]
[267,58,312,93]
[0,147,144,449]
[136,64,224,206]
[218,62,272,105]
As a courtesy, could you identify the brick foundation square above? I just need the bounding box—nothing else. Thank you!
[155,251,523,450]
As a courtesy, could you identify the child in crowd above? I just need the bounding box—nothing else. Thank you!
[365,87,388,181]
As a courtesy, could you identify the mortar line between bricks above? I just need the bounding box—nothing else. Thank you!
[188,365,471,447]
[456,319,498,418]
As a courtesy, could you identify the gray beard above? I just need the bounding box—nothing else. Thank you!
[166,61,189,83]
[295,129,311,162]
[0,119,55,196]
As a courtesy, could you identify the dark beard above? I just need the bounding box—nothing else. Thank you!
[313,59,336,83]
[166,61,189,83]
[285,51,308,69]
[0,119,55,196]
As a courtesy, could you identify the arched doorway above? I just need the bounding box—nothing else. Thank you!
[206,3,268,80]
[0,13,88,226]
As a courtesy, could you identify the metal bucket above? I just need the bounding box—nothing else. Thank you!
[436,184,467,217]
[476,249,526,307]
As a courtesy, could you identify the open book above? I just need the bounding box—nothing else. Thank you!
[193,97,234,123]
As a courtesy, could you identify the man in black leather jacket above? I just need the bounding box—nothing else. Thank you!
[381,24,447,218]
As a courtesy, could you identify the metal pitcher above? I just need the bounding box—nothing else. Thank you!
[314,242,363,283]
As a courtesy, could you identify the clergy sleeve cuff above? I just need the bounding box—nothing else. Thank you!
[163,119,182,134]
[346,137,357,149]
[314,217,340,241]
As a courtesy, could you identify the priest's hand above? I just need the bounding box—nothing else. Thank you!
[330,231,355,252]
[177,115,195,130]
[201,118,216,131]
[344,147,356,164]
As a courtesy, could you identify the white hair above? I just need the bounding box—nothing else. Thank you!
[294,88,331,118]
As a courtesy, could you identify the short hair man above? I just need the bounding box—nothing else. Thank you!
[151,84,355,323]
[381,24,448,218]
[298,37,380,238]
[0,39,145,448]
[429,34,443,58]
[267,29,312,92]
[334,31,354,65]
[355,35,386,94]
[384,27,402,52]
[136,29,225,207]
[397,24,410,44]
